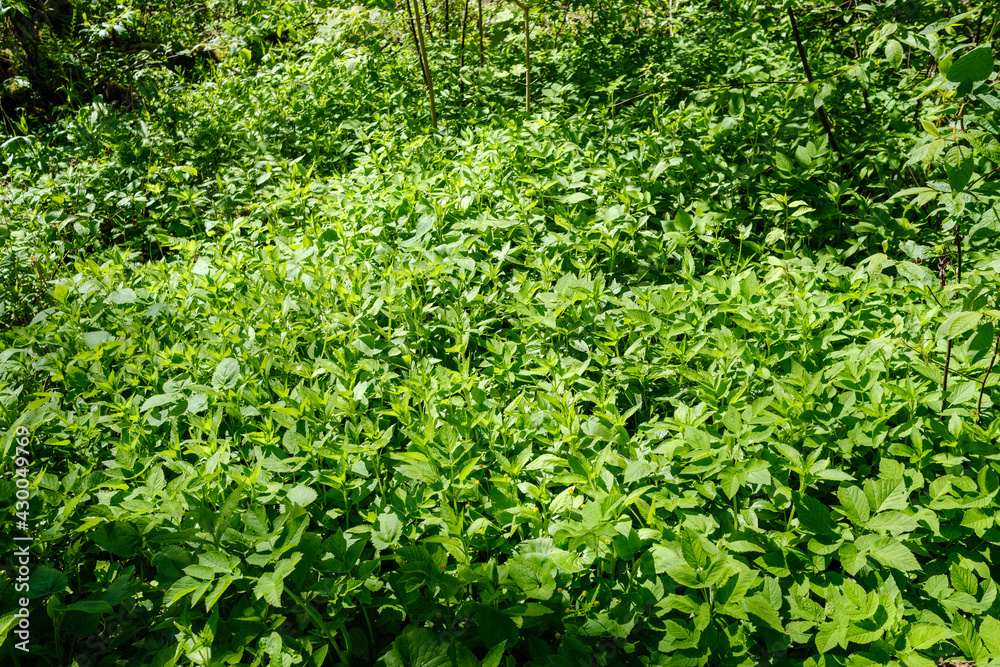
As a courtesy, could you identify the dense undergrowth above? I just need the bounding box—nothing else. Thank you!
[2,0,1000,665]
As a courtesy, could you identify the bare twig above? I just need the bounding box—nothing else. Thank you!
[978,331,1000,420]
[788,7,842,155]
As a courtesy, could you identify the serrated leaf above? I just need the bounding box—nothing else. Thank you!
[907,622,954,650]
[742,594,783,632]
[815,620,847,653]
[940,311,982,340]
[867,511,919,535]
[838,486,871,526]
[254,571,286,606]
[865,478,908,513]
[868,537,920,571]
[212,357,242,390]
[286,484,318,507]
[896,260,936,287]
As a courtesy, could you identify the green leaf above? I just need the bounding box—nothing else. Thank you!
[108,288,137,304]
[91,521,141,558]
[60,600,114,615]
[896,261,936,287]
[907,622,954,650]
[141,392,182,412]
[82,331,115,348]
[371,512,403,550]
[815,620,847,653]
[28,567,68,598]
[212,357,242,390]
[401,214,435,246]
[867,537,920,572]
[946,46,994,83]
[885,40,904,68]
[837,486,871,526]
[482,640,507,667]
[254,571,286,606]
[940,311,982,340]
[774,153,793,172]
[981,616,1000,655]
[944,145,974,192]
[164,576,200,608]
[950,564,978,595]
[969,322,996,366]
[742,593,783,632]
[286,484,318,507]
[865,479,908,513]
[560,192,590,204]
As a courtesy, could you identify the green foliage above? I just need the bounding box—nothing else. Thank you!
[1,0,999,665]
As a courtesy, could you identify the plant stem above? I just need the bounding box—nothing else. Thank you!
[478,0,484,66]
[513,0,531,113]
[421,0,432,33]
[459,0,470,105]
[978,331,1000,421]
[787,7,842,156]
[941,225,962,412]
[408,0,438,130]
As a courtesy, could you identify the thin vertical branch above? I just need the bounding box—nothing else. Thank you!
[445,0,450,34]
[851,2,872,114]
[513,0,531,113]
[405,0,429,90]
[942,225,963,412]
[407,0,437,130]
[788,7,842,156]
[459,0,471,105]
[478,0,484,66]
[978,331,1000,421]
[421,0,432,34]
[943,341,954,412]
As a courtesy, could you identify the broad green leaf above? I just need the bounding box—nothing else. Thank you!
[212,357,242,390]
[944,145,974,192]
[108,288,137,304]
[815,620,848,653]
[837,486,871,526]
[939,311,982,340]
[885,40,904,68]
[286,484,318,507]
[28,567,68,598]
[867,537,920,572]
[907,622,954,650]
[91,521,141,558]
[60,600,114,614]
[141,392,182,411]
[742,593,783,632]
[946,46,993,83]
[255,570,286,606]
[865,478,908,513]
[896,261,935,287]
